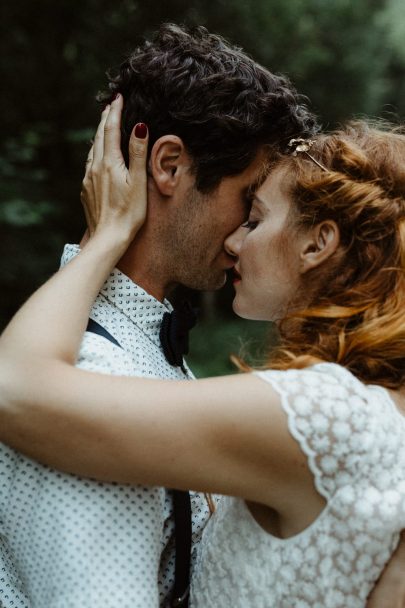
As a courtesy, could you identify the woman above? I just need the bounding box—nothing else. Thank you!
[0,100,404,606]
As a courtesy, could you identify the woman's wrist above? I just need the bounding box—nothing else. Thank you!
[85,225,134,261]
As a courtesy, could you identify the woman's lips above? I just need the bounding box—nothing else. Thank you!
[233,268,242,284]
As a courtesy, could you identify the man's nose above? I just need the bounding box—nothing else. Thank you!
[224,225,244,258]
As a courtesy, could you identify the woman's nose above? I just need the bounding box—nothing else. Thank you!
[224,225,244,258]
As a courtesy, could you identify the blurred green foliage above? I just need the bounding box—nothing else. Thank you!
[187,318,275,377]
[1,0,405,374]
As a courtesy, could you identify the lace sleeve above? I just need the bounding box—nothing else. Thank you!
[254,363,383,500]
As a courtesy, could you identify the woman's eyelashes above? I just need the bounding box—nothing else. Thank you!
[241,219,259,231]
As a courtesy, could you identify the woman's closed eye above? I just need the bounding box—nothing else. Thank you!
[241,219,259,231]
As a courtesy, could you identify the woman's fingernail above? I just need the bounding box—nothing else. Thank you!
[134,123,148,139]
[114,93,121,100]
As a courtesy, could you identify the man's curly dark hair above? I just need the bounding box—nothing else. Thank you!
[98,23,318,192]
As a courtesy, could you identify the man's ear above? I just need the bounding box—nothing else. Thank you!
[300,220,340,273]
[149,135,191,196]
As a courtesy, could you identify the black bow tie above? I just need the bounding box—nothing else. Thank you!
[159,301,197,372]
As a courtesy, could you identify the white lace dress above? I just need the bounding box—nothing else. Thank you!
[190,363,405,608]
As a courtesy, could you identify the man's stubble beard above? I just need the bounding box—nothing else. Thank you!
[162,186,226,292]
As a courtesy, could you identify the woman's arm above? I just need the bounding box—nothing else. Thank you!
[0,362,314,509]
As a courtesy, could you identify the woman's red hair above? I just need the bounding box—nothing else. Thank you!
[260,121,405,389]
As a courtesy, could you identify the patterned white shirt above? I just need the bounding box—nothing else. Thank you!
[0,243,210,608]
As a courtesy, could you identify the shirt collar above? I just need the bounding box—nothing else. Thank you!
[60,244,173,340]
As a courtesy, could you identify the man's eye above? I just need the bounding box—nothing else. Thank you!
[241,220,259,231]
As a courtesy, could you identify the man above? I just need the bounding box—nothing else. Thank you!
[0,23,403,608]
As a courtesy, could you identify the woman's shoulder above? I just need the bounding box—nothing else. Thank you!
[253,362,401,435]
[254,362,384,403]
[253,362,405,495]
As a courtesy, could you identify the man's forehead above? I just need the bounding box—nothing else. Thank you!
[246,159,271,195]
[213,150,271,194]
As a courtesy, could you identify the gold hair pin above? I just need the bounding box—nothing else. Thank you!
[287,138,328,172]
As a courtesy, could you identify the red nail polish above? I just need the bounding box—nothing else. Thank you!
[134,123,148,139]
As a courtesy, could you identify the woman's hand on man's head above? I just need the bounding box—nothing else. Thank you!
[80,93,149,244]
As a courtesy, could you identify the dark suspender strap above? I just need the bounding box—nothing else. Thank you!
[86,318,192,605]
[86,318,122,348]
[171,490,192,607]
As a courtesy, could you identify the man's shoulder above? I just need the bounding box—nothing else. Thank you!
[77,331,136,376]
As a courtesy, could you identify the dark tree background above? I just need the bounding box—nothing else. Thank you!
[1,0,404,371]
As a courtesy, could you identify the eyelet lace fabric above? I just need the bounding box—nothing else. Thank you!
[190,363,405,608]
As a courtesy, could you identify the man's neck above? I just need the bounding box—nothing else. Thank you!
[79,233,166,302]
[117,237,170,303]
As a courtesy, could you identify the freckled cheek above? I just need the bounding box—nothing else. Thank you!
[240,242,261,278]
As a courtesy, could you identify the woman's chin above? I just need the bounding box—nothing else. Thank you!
[232,297,262,321]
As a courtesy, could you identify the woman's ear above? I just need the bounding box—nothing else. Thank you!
[300,220,340,273]
[149,135,191,196]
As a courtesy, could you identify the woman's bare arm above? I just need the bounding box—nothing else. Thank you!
[0,361,313,509]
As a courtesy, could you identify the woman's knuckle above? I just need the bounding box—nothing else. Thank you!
[131,142,145,158]
[104,121,115,133]
[91,164,100,177]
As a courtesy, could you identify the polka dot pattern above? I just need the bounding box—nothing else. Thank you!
[0,244,210,608]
